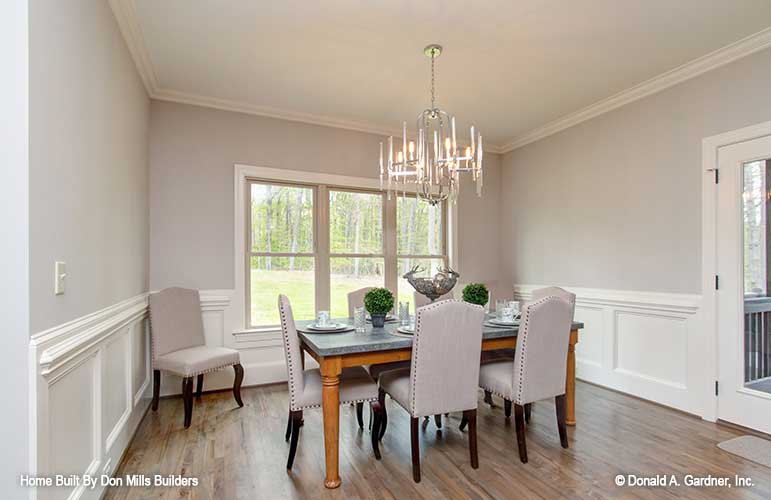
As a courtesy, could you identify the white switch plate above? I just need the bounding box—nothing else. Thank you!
[54,261,66,295]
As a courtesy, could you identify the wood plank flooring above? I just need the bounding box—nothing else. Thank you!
[105,382,771,499]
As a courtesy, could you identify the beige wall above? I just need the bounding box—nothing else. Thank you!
[149,100,501,291]
[29,0,150,333]
[501,47,771,294]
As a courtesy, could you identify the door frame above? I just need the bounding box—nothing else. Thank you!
[702,120,771,422]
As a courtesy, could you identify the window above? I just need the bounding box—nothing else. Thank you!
[242,171,448,329]
[397,196,447,310]
[247,181,316,326]
[743,160,767,297]
[329,189,384,318]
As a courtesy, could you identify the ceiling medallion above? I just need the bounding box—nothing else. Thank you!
[379,44,483,205]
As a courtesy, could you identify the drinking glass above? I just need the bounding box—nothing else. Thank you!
[317,310,330,326]
[354,307,366,333]
[398,301,411,326]
[501,305,514,323]
[495,300,507,321]
[509,301,521,318]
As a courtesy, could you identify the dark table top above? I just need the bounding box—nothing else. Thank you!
[297,316,584,357]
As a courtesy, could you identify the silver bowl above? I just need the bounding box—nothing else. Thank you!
[403,265,460,302]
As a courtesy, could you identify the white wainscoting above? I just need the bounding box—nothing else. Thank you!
[513,285,704,416]
[27,289,252,500]
[29,293,150,500]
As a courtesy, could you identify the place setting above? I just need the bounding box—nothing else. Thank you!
[484,300,522,328]
[298,311,355,334]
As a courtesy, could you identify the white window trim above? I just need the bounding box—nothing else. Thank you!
[233,163,459,334]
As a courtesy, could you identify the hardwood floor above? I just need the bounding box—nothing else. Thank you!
[105,382,771,499]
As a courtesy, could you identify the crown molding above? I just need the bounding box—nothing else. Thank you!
[499,26,771,153]
[110,0,769,157]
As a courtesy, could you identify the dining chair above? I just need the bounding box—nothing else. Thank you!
[513,286,576,422]
[149,287,244,428]
[476,295,573,463]
[372,300,485,483]
[278,295,384,469]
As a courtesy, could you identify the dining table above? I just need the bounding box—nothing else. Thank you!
[297,315,584,489]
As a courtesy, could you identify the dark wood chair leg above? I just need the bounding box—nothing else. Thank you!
[195,374,204,400]
[514,404,528,463]
[434,414,442,428]
[370,401,382,460]
[285,411,292,442]
[464,409,479,469]
[286,411,302,470]
[378,388,388,440]
[524,402,532,423]
[356,402,364,429]
[410,417,421,483]
[484,390,494,407]
[459,414,468,431]
[504,399,512,418]
[555,394,569,449]
[182,377,194,428]
[233,363,244,407]
[152,370,160,411]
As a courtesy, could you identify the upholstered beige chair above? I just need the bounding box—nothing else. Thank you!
[347,287,374,318]
[346,287,410,430]
[373,300,485,483]
[278,295,384,469]
[482,285,576,419]
[477,295,573,463]
[149,287,244,428]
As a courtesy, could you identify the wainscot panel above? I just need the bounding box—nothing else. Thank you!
[513,285,703,416]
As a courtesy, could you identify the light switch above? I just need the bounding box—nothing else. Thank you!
[55,261,66,295]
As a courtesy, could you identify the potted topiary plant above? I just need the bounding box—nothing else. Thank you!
[462,283,489,307]
[364,287,395,328]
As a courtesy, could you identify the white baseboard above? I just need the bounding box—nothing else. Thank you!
[513,284,704,416]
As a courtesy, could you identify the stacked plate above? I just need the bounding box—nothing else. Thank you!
[485,317,520,327]
[304,322,354,333]
[396,325,415,335]
[366,314,398,323]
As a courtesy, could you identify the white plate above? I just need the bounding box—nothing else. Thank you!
[396,326,415,335]
[488,318,519,326]
[366,315,397,322]
[306,322,349,331]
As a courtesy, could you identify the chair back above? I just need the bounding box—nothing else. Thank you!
[347,287,374,318]
[278,295,305,410]
[530,286,576,319]
[414,291,453,310]
[409,300,485,417]
[512,296,573,405]
[149,287,205,360]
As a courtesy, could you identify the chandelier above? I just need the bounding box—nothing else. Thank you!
[379,44,483,205]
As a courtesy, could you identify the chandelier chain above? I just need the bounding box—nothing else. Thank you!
[430,52,436,111]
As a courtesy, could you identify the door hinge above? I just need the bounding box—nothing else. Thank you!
[715,275,719,290]
[715,380,719,396]
[715,169,719,184]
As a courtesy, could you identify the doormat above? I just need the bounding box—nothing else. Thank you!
[718,435,771,468]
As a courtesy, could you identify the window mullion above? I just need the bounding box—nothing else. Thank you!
[384,193,398,296]
[316,185,330,313]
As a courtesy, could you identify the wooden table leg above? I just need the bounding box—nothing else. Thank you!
[566,329,578,426]
[320,356,342,489]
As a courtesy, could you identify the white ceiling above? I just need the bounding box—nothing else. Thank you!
[118,0,771,151]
